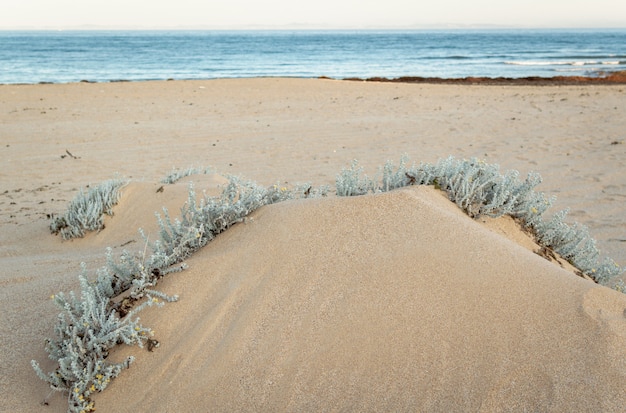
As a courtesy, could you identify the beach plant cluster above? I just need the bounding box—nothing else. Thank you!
[50,178,128,240]
[35,159,622,412]
[160,166,213,184]
[31,233,183,412]
[34,174,328,413]
[337,155,623,284]
[147,177,327,267]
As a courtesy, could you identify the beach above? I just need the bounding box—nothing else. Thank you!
[1,78,625,411]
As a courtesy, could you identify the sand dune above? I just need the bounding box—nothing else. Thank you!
[89,183,626,412]
[1,78,625,412]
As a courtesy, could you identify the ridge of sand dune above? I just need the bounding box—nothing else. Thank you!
[87,185,626,412]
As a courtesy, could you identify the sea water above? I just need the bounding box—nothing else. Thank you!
[0,29,625,84]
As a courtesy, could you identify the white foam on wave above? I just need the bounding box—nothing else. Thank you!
[505,60,622,67]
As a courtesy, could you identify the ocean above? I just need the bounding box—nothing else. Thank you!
[0,29,625,84]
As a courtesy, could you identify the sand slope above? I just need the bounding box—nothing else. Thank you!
[88,185,626,412]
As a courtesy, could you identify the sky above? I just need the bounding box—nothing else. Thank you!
[2,0,626,29]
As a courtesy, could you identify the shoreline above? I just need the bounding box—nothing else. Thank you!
[3,70,626,86]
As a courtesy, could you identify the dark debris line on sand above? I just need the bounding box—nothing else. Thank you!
[332,70,626,86]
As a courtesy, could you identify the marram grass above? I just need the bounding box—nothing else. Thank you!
[35,158,623,412]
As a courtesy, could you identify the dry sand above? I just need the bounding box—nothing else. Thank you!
[1,78,625,412]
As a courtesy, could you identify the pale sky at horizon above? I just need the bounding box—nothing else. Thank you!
[2,0,626,29]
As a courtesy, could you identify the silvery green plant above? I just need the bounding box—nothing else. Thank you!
[160,166,213,184]
[381,154,414,191]
[336,160,377,196]
[35,174,330,412]
[149,176,328,265]
[339,156,623,285]
[534,209,622,284]
[411,157,621,284]
[290,182,331,199]
[417,157,553,220]
[50,178,128,240]
[32,236,183,413]
[31,266,165,413]
[34,164,623,412]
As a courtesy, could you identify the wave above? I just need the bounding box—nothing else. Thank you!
[419,55,472,60]
[505,60,624,67]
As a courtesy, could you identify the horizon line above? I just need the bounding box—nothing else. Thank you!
[2,23,626,31]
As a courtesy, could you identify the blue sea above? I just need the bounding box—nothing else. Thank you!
[0,29,625,84]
